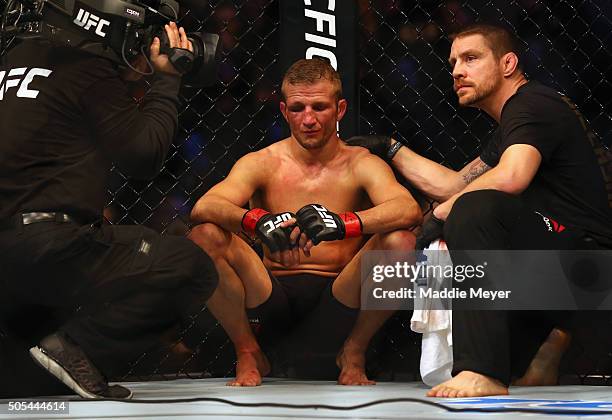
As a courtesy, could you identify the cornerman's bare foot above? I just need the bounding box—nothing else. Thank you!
[513,328,571,386]
[336,344,375,386]
[227,349,270,386]
[427,371,508,398]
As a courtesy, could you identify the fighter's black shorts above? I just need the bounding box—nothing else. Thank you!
[246,271,359,377]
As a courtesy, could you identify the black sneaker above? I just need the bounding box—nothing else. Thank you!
[29,333,133,399]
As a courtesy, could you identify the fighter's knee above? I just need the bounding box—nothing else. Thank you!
[378,229,416,251]
[188,222,231,258]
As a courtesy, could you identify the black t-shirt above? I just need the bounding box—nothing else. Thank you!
[480,81,612,247]
[0,40,181,223]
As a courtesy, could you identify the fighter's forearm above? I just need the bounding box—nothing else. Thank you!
[357,197,422,234]
[190,194,247,233]
[391,146,465,202]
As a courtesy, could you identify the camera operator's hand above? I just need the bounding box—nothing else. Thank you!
[150,22,193,76]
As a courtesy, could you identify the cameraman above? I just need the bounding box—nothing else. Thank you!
[0,23,219,398]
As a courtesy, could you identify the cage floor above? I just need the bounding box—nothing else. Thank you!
[2,379,612,419]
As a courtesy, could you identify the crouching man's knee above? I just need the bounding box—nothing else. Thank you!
[445,190,521,249]
[188,222,232,259]
[378,229,416,251]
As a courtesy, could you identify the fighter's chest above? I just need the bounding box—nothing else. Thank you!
[260,166,363,213]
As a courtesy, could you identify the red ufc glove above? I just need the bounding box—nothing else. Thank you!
[241,208,296,252]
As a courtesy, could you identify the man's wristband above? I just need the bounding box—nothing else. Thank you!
[340,212,363,238]
[241,208,269,236]
[387,141,404,161]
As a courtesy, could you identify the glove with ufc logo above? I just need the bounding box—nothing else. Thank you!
[241,208,296,252]
[295,204,362,245]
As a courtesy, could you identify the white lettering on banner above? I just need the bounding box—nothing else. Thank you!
[306,47,337,69]
[0,67,52,100]
[73,8,110,37]
[303,2,338,69]
[304,9,336,35]
[305,33,336,47]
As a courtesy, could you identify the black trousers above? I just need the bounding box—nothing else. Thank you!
[444,190,595,386]
[0,219,218,396]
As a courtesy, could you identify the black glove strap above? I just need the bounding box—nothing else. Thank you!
[387,141,404,161]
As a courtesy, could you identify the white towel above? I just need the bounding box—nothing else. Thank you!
[410,239,453,387]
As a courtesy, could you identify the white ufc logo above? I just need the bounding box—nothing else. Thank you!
[312,205,337,229]
[73,8,110,37]
[264,213,293,234]
[0,67,52,101]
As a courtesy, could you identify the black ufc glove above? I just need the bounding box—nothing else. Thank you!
[242,208,296,252]
[344,135,403,162]
[416,215,444,250]
[296,204,362,245]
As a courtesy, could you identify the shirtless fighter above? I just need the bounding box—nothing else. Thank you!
[189,58,422,386]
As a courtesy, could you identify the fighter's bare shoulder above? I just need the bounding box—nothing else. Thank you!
[234,139,288,174]
[339,140,390,172]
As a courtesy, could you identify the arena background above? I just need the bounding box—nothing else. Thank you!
[2,0,611,385]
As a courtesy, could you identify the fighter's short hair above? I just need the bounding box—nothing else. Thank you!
[454,23,523,71]
[281,58,343,101]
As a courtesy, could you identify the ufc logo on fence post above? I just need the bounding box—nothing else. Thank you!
[0,67,52,100]
[264,213,293,234]
[73,8,110,37]
[312,205,337,228]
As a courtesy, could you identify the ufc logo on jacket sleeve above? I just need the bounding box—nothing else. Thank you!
[0,67,52,100]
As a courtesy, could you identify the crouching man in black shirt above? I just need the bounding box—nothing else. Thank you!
[347,23,612,397]
[0,23,219,398]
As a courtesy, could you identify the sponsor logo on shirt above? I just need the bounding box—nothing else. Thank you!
[0,67,52,100]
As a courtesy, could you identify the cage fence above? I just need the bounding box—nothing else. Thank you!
[1,0,611,383]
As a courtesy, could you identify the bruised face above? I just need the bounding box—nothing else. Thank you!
[449,34,504,107]
[280,80,347,150]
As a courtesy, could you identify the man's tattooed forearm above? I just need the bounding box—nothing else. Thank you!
[462,160,491,184]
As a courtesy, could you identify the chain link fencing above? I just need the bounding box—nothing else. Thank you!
[1,0,611,383]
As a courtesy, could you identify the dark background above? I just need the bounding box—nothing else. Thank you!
[1,0,611,383]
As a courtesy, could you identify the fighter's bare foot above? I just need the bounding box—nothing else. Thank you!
[227,349,270,387]
[336,343,375,386]
[513,328,571,386]
[427,371,508,398]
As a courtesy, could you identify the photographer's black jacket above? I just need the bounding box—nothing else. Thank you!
[0,40,181,222]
